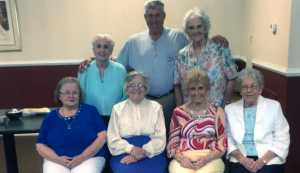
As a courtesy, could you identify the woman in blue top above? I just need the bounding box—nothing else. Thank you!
[36,77,107,173]
[78,33,127,128]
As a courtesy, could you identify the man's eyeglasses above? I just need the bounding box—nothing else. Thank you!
[128,83,144,88]
[241,84,259,91]
[59,91,79,97]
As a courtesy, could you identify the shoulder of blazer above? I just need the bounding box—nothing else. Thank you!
[226,98,243,112]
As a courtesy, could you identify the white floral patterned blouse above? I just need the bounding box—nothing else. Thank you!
[174,38,238,106]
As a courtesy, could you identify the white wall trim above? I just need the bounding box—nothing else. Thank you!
[252,59,300,77]
[1,55,245,67]
[0,59,82,67]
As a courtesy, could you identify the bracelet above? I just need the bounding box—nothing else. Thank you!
[262,159,267,165]
[207,154,213,163]
[223,100,230,104]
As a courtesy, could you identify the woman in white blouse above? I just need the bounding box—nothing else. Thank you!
[107,71,167,173]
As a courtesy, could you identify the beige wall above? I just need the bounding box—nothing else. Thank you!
[0,0,244,63]
[241,0,292,68]
[288,0,300,69]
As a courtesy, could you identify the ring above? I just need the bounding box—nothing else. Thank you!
[129,159,132,161]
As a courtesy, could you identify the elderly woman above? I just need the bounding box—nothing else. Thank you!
[36,77,107,173]
[225,68,290,173]
[167,69,227,173]
[174,7,238,109]
[107,71,167,173]
[78,33,127,128]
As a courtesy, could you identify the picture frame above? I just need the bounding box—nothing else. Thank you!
[0,0,21,51]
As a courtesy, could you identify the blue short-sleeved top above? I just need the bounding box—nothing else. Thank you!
[37,103,108,158]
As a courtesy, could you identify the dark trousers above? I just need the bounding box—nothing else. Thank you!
[100,115,113,173]
[229,156,285,173]
[146,92,175,141]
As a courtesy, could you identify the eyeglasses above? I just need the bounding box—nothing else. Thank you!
[128,83,144,88]
[60,91,79,97]
[241,84,259,91]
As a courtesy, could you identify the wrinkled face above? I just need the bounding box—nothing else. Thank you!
[59,83,80,107]
[187,17,206,42]
[188,82,209,104]
[144,8,165,34]
[240,77,262,108]
[93,37,112,61]
[126,75,146,104]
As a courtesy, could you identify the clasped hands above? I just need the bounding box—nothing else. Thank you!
[57,155,86,168]
[240,157,265,173]
[179,155,209,170]
[120,146,147,164]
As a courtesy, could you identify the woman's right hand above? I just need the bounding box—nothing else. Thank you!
[56,156,72,167]
[78,57,94,73]
[174,153,194,169]
[130,146,147,160]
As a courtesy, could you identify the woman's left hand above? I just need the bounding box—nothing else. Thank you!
[192,156,209,170]
[66,155,86,168]
[120,155,138,164]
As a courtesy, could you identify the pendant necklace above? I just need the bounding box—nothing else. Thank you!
[60,105,81,129]
[100,75,104,83]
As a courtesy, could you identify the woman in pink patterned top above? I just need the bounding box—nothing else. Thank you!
[167,70,227,173]
[174,7,238,109]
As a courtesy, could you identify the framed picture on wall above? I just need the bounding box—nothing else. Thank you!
[0,0,21,51]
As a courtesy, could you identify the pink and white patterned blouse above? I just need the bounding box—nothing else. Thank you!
[167,103,227,157]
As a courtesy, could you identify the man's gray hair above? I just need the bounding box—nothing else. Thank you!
[237,68,265,91]
[92,33,115,50]
[182,7,211,39]
[144,0,165,14]
[123,71,151,94]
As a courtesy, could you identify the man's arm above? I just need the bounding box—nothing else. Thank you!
[78,57,95,73]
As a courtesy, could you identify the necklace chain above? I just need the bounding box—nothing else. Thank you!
[189,101,209,119]
[61,105,81,129]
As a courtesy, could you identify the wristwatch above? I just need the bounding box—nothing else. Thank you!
[207,154,213,163]
[262,159,267,165]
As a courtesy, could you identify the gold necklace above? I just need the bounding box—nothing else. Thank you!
[189,101,208,119]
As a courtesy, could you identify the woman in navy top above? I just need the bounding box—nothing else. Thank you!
[36,77,107,173]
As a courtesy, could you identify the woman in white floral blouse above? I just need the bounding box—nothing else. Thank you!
[174,7,238,109]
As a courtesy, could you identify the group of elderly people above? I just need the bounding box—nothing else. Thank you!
[36,0,290,173]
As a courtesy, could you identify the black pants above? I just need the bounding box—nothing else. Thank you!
[229,156,285,173]
[100,115,113,173]
[101,115,110,129]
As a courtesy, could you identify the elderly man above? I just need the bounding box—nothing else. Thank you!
[79,0,228,136]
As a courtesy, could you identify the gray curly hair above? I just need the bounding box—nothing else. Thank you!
[182,7,211,39]
[237,68,265,91]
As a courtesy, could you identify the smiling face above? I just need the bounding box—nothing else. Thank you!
[59,83,80,108]
[240,77,263,108]
[144,8,165,35]
[93,37,112,61]
[187,17,206,42]
[126,75,146,104]
[188,82,209,104]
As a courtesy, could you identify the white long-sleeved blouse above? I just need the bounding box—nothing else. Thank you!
[107,98,166,158]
